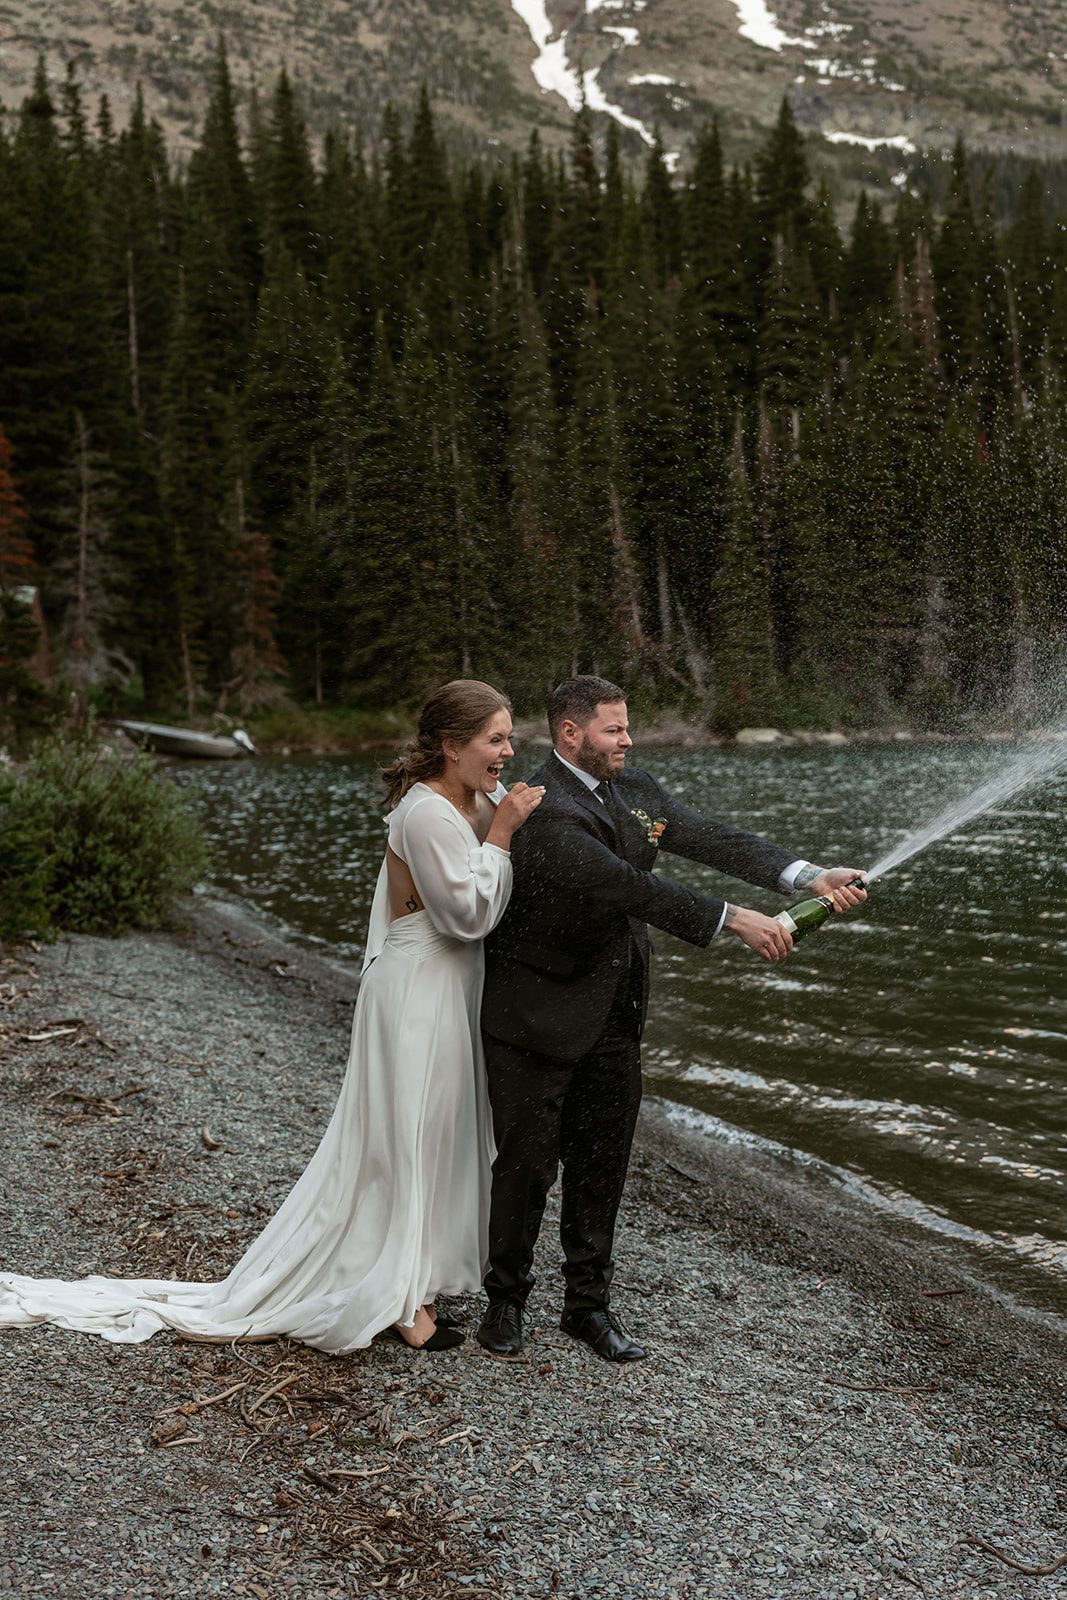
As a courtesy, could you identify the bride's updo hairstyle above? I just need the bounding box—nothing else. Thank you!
[382,680,512,807]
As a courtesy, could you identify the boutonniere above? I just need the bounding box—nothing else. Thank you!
[631,808,667,847]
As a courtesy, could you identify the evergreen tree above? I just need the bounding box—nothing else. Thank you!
[283,348,357,703]
[158,270,218,711]
[1004,167,1049,384]
[753,99,812,286]
[0,590,55,754]
[101,87,177,434]
[0,425,36,590]
[244,247,330,574]
[54,411,132,712]
[321,130,377,388]
[757,230,825,422]
[505,274,569,695]
[521,130,553,297]
[840,191,894,351]
[642,131,680,290]
[682,126,750,394]
[2,63,113,576]
[400,84,451,283]
[217,398,286,712]
[341,328,432,697]
[933,138,984,392]
[709,419,777,729]
[184,41,261,393]
[263,68,321,276]
[769,414,848,717]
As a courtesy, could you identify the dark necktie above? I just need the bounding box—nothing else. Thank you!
[598,780,626,837]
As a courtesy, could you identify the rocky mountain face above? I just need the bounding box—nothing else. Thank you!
[1,0,1064,187]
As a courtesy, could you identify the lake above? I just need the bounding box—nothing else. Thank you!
[174,740,1066,1319]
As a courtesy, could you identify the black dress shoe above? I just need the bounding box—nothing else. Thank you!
[476,1299,524,1359]
[560,1309,648,1363]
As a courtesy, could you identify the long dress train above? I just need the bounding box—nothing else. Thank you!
[0,783,511,1352]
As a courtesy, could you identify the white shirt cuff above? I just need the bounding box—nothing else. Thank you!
[712,904,729,938]
[777,860,811,895]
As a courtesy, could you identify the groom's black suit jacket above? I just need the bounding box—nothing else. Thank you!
[482,756,798,1061]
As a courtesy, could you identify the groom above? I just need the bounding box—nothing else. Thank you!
[478,676,866,1363]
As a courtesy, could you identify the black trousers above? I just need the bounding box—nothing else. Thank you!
[482,966,643,1315]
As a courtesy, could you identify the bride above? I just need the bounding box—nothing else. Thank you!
[0,680,543,1354]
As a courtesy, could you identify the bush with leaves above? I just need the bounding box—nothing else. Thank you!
[0,730,209,939]
[0,590,58,758]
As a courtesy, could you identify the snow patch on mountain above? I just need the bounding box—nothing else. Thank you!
[823,129,916,153]
[728,1,910,98]
[509,0,678,165]
[726,0,804,52]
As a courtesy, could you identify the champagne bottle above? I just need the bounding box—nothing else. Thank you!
[775,894,834,941]
[775,876,867,942]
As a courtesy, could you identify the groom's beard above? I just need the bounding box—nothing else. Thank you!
[574,735,624,783]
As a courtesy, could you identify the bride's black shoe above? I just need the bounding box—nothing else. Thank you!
[385,1322,465,1352]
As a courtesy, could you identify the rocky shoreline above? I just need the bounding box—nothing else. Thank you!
[252,722,1067,757]
[0,902,1064,1599]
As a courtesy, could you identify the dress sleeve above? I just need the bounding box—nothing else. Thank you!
[399,795,513,942]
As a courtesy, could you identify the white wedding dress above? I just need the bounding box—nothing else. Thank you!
[0,782,511,1351]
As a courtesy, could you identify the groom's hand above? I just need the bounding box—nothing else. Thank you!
[724,905,793,961]
[807,868,868,911]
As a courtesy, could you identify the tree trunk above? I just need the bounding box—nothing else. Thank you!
[656,540,672,648]
[178,619,197,719]
[449,418,472,676]
[607,477,646,665]
[918,567,948,682]
[73,412,90,718]
[674,591,708,697]
[126,250,142,421]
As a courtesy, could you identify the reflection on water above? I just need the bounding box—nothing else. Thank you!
[174,743,1067,1316]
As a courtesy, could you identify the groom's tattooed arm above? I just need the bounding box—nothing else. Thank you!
[792,865,824,890]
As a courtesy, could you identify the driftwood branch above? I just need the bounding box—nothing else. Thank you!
[960,1535,1067,1576]
[822,1378,939,1395]
[785,1421,835,1466]
[302,1466,343,1495]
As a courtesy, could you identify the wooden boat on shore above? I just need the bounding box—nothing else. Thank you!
[109,720,256,760]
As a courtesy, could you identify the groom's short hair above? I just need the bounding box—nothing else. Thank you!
[548,676,627,743]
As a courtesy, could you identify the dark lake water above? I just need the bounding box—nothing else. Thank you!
[173,741,1067,1319]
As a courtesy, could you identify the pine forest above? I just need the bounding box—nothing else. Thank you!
[2,50,1067,738]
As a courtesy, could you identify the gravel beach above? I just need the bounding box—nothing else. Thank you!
[1,901,1064,1600]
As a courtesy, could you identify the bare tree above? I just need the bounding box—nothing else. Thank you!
[55,413,132,715]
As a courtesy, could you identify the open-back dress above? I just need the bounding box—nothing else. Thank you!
[0,782,510,1351]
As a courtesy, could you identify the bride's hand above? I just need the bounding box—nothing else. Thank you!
[487,782,545,848]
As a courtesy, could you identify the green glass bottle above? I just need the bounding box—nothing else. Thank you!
[775,893,835,941]
[776,876,867,941]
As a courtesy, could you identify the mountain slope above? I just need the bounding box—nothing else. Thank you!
[0,0,1064,185]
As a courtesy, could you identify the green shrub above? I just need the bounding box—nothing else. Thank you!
[245,701,408,752]
[0,788,53,940]
[0,730,209,939]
